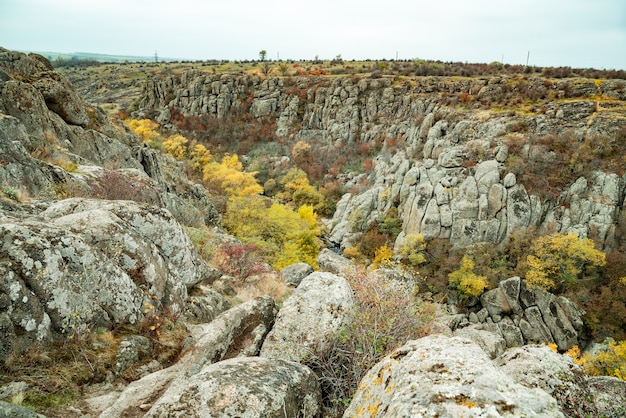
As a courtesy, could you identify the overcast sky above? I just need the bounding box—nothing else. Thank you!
[1,0,625,69]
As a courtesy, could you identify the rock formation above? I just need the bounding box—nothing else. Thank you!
[136,71,626,252]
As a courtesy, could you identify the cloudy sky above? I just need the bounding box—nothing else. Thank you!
[1,0,625,69]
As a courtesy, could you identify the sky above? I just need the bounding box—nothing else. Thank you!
[1,0,625,69]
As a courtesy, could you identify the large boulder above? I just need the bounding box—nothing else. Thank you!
[344,335,562,417]
[495,345,598,417]
[185,296,277,372]
[317,248,352,275]
[145,357,322,418]
[260,272,354,362]
[0,198,210,360]
[280,262,314,287]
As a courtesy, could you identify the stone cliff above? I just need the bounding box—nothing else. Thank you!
[139,71,626,252]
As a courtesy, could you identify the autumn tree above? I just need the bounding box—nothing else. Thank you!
[223,196,321,269]
[398,233,427,266]
[125,119,162,148]
[524,232,606,291]
[203,154,263,197]
[448,256,489,299]
[276,168,323,209]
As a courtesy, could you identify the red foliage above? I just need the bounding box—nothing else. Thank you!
[212,243,269,281]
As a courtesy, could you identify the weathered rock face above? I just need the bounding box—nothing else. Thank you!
[495,345,598,417]
[344,335,563,417]
[145,357,322,418]
[260,272,354,362]
[0,198,210,362]
[280,262,314,287]
[138,70,626,252]
[451,277,585,351]
[185,296,277,372]
[0,48,219,228]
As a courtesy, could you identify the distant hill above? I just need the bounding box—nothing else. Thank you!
[21,50,181,63]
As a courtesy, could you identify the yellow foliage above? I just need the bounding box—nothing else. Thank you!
[372,245,394,270]
[573,339,626,380]
[190,143,212,171]
[525,232,606,291]
[223,196,321,269]
[163,134,189,160]
[448,256,489,298]
[277,168,323,208]
[125,119,162,146]
[203,154,262,197]
[398,233,427,266]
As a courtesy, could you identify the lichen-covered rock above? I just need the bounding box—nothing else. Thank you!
[0,199,210,361]
[0,401,46,418]
[464,278,584,351]
[184,286,230,324]
[344,335,562,417]
[145,357,322,418]
[260,272,354,362]
[115,335,153,375]
[495,345,598,417]
[97,362,184,418]
[316,248,353,275]
[280,262,314,287]
[453,325,506,359]
[185,296,277,372]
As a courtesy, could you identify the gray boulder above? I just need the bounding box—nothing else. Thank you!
[0,199,210,361]
[0,401,46,418]
[495,345,597,417]
[145,357,322,418]
[185,296,277,372]
[261,272,354,362]
[316,248,353,275]
[453,325,506,359]
[344,335,562,417]
[280,262,314,287]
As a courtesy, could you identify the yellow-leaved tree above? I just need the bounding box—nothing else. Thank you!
[277,168,324,208]
[371,245,394,270]
[448,256,489,298]
[398,233,427,266]
[163,134,189,160]
[203,154,263,197]
[566,339,626,381]
[224,196,321,269]
[124,119,162,147]
[525,232,606,291]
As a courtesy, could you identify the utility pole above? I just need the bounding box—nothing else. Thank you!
[154,50,158,63]
[526,50,530,67]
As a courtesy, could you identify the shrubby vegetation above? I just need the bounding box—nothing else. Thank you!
[304,267,439,415]
[125,118,323,271]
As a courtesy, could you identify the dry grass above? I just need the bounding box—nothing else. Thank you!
[234,272,291,304]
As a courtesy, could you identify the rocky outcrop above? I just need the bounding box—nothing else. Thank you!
[0,198,210,361]
[344,335,563,417]
[0,401,46,418]
[260,272,354,362]
[0,48,219,228]
[136,69,626,251]
[280,262,314,287]
[145,357,322,418]
[345,334,626,418]
[451,277,585,351]
[185,296,276,371]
